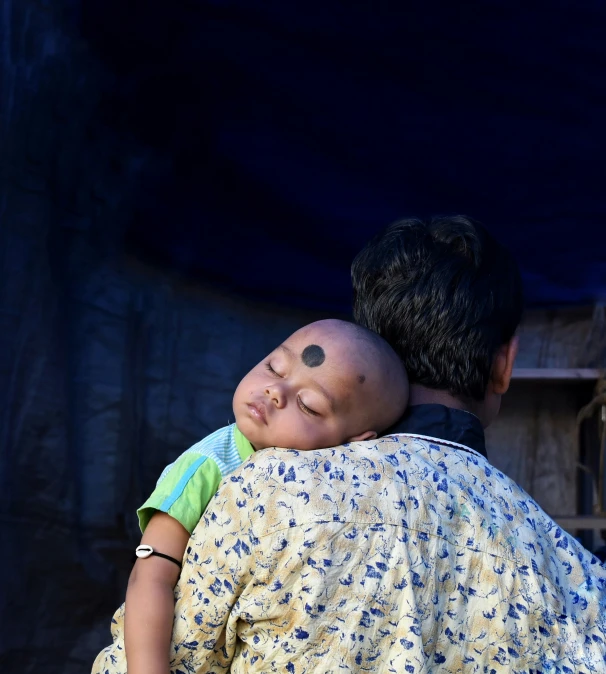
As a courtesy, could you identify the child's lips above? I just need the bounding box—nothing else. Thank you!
[247,401,268,424]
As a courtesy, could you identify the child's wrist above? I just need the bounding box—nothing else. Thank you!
[127,656,169,674]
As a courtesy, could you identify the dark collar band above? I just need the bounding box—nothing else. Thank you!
[388,404,487,459]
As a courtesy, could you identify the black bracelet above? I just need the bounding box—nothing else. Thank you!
[135,544,182,569]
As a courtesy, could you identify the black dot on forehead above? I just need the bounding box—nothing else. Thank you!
[358,374,366,384]
[301,344,325,368]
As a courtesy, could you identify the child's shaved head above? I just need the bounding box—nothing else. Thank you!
[233,318,408,451]
[301,319,409,436]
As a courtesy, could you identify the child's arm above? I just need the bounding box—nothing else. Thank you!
[124,512,190,674]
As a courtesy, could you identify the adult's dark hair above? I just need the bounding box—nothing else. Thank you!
[352,216,524,401]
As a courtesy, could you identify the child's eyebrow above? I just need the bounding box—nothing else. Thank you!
[278,343,295,357]
[314,382,337,413]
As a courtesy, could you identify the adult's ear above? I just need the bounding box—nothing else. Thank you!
[490,336,519,395]
[348,430,378,442]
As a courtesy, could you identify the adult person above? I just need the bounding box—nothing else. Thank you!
[95,216,606,673]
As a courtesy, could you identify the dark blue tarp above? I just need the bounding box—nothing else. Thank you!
[1,4,604,672]
[78,0,606,310]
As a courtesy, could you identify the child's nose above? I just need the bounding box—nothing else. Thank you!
[265,383,286,408]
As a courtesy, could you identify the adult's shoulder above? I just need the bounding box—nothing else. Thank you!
[221,437,433,535]
[233,435,431,482]
[234,440,386,479]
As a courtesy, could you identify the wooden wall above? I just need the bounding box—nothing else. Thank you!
[486,306,604,519]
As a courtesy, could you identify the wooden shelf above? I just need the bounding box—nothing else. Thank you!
[553,515,606,531]
[511,368,601,381]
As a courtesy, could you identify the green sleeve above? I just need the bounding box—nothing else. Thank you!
[137,452,224,534]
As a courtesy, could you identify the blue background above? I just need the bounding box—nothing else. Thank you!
[76,0,606,310]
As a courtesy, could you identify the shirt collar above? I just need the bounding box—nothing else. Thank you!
[388,404,487,459]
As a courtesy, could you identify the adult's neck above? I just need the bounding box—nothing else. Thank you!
[408,384,486,424]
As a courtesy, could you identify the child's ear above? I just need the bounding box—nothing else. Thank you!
[347,430,378,442]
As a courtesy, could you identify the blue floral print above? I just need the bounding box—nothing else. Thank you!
[94,434,606,673]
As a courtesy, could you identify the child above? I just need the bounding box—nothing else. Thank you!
[122,319,408,674]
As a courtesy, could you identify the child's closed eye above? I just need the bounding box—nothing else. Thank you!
[265,362,283,377]
[297,395,319,416]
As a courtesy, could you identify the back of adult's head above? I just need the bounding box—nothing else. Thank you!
[351,216,524,401]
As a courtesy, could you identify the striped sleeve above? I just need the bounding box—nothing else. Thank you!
[137,452,224,534]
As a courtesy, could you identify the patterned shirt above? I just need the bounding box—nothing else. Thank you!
[93,406,606,673]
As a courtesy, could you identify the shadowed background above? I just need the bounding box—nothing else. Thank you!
[1,1,605,672]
